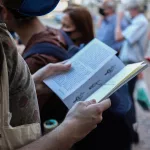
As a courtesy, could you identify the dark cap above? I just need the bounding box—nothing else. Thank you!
[2,0,60,16]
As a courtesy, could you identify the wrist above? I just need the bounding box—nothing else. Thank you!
[116,25,121,31]
[58,120,78,147]
[116,19,121,27]
[116,21,121,27]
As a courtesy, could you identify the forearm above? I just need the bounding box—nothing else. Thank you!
[115,27,124,41]
[97,16,104,28]
[115,13,124,41]
[18,121,76,150]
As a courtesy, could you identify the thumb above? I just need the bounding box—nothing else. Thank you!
[89,99,111,113]
[98,99,111,112]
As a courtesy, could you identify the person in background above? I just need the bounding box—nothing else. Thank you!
[115,0,149,143]
[62,5,94,46]
[96,0,128,53]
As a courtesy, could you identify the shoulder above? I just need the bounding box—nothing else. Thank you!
[26,53,58,65]
[0,24,40,126]
[25,50,58,74]
[24,42,63,64]
[132,14,148,26]
[0,23,18,85]
[25,42,59,63]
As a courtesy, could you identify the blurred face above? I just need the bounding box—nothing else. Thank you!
[61,12,82,46]
[128,8,138,18]
[99,5,114,17]
[103,6,113,16]
[61,13,76,32]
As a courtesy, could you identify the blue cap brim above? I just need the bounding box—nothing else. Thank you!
[19,0,60,16]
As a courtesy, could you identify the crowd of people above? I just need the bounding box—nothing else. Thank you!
[0,0,149,150]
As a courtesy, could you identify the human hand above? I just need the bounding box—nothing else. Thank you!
[33,63,71,83]
[63,99,111,142]
[32,63,71,95]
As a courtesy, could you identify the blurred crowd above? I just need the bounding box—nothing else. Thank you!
[1,0,150,150]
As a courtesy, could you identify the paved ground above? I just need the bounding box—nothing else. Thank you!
[132,66,150,150]
[132,103,150,150]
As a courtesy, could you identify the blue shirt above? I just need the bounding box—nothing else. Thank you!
[119,14,149,63]
[96,14,128,51]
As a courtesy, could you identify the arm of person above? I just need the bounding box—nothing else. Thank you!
[120,21,147,45]
[115,12,125,41]
[18,99,111,150]
[97,16,104,28]
[116,13,146,43]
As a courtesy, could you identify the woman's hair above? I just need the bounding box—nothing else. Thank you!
[64,5,94,45]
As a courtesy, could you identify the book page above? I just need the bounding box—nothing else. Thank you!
[44,39,117,100]
[85,62,148,102]
[63,56,124,108]
[72,39,117,71]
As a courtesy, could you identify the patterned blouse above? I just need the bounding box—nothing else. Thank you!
[0,23,40,127]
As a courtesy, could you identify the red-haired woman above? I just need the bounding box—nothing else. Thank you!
[61,5,94,46]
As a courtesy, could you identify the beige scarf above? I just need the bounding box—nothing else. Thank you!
[0,49,41,150]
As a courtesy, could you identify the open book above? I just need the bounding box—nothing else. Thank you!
[44,39,148,109]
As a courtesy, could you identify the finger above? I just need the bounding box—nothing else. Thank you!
[53,64,71,73]
[89,99,111,114]
[33,63,71,82]
[60,60,69,64]
[41,63,71,79]
[84,99,96,107]
[98,99,111,112]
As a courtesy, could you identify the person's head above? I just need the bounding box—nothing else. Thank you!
[0,8,36,31]
[0,0,60,30]
[125,1,144,18]
[0,1,36,31]
[1,0,60,16]
[62,5,94,46]
[99,0,116,17]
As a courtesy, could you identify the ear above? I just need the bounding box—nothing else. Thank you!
[1,7,12,21]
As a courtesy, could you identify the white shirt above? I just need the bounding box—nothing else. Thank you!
[119,14,149,63]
